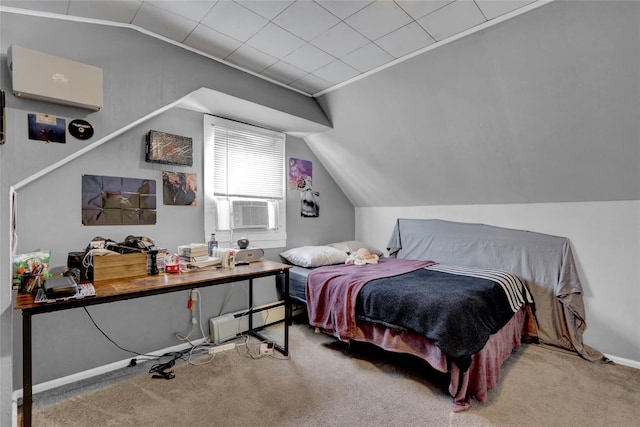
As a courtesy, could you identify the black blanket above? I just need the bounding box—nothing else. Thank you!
[356,266,529,370]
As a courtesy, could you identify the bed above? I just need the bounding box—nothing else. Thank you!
[279,219,607,410]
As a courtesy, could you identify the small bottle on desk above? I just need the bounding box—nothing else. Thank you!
[208,233,218,257]
[229,250,235,269]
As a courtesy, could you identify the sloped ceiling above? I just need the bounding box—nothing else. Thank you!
[306,0,640,207]
[1,0,545,96]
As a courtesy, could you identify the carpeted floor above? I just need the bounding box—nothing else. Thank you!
[24,321,640,427]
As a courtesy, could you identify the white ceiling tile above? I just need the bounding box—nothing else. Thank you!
[341,42,393,73]
[345,0,412,40]
[145,0,216,22]
[260,61,308,85]
[315,0,372,19]
[289,73,333,95]
[475,0,536,20]
[201,0,267,42]
[2,0,69,14]
[225,44,278,73]
[314,60,360,85]
[311,22,369,58]
[246,23,306,59]
[184,24,242,59]
[283,43,335,73]
[68,1,141,23]
[376,22,435,58]
[132,3,198,42]
[6,0,545,93]
[236,0,294,20]
[395,0,453,20]
[418,0,487,41]
[273,0,340,41]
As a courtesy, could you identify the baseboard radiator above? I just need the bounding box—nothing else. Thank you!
[209,300,304,343]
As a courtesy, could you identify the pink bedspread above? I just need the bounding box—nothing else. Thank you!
[306,258,435,340]
[352,307,530,411]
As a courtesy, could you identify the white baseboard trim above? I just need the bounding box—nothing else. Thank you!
[11,337,209,401]
[12,397,17,427]
[605,353,640,369]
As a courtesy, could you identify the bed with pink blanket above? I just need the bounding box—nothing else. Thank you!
[304,219,606,411]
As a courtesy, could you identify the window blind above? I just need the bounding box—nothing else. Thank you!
[212,120,285,200]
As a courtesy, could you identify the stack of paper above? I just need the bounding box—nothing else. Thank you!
[179,257,221,270]
[177,243,208,260]
[178,243,219,270]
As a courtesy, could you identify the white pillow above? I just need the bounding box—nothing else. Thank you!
[327,240,383,256]
[280,246,348,268]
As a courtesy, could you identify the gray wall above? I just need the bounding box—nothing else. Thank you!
[0,10,353,424]
[9,107,353,386]
[315,0,640,363]
[307,0,640,207]
[284,135,354,251]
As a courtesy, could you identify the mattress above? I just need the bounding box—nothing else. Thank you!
[277,265,312,303]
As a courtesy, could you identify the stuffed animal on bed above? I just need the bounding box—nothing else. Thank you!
[345,248,379,266]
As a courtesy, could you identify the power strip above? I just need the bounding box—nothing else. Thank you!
[260,342,274,355]
[208,343,236,354]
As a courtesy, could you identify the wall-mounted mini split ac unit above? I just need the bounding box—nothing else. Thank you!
[231,200,270,229]
[7,45,103,111]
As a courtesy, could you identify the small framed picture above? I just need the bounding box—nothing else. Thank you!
[301,191,319,217]
[145,130,193,166]
[163,171,197,206]
[28,113,66,143]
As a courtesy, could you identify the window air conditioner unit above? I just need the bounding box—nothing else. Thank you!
[232,200,269,229]
[7,45,103,111]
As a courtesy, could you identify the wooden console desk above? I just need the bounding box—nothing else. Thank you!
[14,260,291,427]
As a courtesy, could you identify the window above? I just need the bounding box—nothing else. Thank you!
[204,115,286,248]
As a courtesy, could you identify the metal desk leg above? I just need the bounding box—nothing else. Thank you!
[283,269,289,356]
[246,271,289,357]
[22,311,32,427]
[248,278,253,331]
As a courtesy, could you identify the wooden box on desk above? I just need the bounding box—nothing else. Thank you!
[93,253,148,281]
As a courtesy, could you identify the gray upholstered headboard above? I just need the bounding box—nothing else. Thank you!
[386,218,606,363]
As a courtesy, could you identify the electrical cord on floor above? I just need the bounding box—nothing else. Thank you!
[235,334,290,361]
[196,290,208,340]
[176,289,197,342]
[84,306,196,375]
[149,347,216,378]
[176,289,209,344]
[85,289,275,378]
[186,343,215,366]
[83,307,156,358]
[149,359,175,380]
[173,289,219,366]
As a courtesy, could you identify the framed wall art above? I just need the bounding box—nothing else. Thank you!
[289,157,312,191]
[145,130,193,166]
[82,174,156,225]
[301,190,319,218]
[162,171,197,206]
